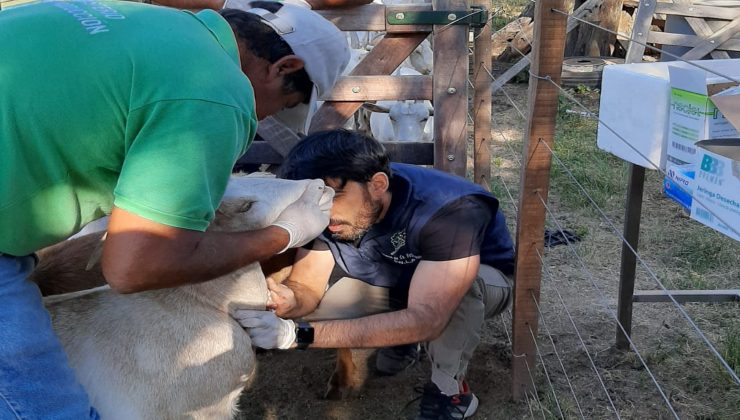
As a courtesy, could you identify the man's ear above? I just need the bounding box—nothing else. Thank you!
[267,55,305,80]
[368,172,389,197]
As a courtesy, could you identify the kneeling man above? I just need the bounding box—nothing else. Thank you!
[237,130,515,419]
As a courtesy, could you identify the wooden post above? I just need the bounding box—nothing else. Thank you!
[615,0,654,350]
[472,0,492,187]
[512,0,568,401]
[616,165,645,350]
[432,0,469,176]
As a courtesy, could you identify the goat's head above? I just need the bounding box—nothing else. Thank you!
[210,176,327,232]
[363,100,433,142]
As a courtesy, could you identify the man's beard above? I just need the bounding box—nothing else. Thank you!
[331,195,383,242]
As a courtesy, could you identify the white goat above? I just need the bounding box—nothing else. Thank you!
[363,67,434,142]
[44,176,328,420]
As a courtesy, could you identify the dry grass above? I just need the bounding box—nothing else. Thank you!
[490,82,740,419]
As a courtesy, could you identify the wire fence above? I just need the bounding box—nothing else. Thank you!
[2,0,737,418]
[476,1,739,418]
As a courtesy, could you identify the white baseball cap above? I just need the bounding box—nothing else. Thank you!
[223,0,350,134]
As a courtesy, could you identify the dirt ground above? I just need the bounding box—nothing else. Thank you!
[237,83,739,419]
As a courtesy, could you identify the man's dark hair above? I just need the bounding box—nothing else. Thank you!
[279,129,391,187]
[220,2,312,103]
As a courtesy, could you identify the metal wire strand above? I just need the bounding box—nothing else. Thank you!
[500,311,513,346]
[534,248,624,419]
[436,9,487,35]
[516,33,740,238]
[524,389,537,419]
[524,358,549,420]
[535,190,679,419]
[530,287,587,419]
[535,88,740,384]
[539,75,740,239]
[483,65,528,120]
[528,323,565,419]
[483,2,739,386]
[549,7,740,85]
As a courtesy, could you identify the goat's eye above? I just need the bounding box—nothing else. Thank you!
[389,116,396,121]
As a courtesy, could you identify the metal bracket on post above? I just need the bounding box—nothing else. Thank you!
[387,6,488,28]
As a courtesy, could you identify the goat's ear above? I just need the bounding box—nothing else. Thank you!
[362,103,390,113]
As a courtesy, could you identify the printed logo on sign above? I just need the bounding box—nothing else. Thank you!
[697,154,725,186]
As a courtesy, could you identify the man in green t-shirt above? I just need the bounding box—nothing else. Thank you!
[0,1,348,417]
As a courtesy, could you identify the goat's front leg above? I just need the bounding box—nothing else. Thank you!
[324,348,357,400]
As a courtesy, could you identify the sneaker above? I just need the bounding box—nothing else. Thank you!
[415,382,479,420]
[375,343,420,375]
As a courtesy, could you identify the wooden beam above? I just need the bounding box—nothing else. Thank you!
[238,141,433,165]
[655,3,740,20]
[511,0,568,401]
[317,4,433,32]
[671,0,732,59]
[322,75,433,101]
[681,15,740,60]
[473,0,492,188]
[633,290,740,303]
[625,0,658,63]
[309,33,428,132]
[648,32,740,52]
[432,0,469,176]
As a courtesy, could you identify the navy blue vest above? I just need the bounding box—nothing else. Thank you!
[317,163,514,298]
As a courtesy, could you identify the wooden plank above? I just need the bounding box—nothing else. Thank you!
[511,0,569,402]
[648,31,740,52]
[655,3,740,20]
[316,4,433,32]
[681,15,740,60]
[672,0,732,59]
[432,0,469,176]
[615,165,645,350]
[633,289,740,303]
[237,141,433,165]
[322,75,433,101]
[625,0,658,62]
[473,0,492,188]
[309,33,427,132]
[492,57,530,95]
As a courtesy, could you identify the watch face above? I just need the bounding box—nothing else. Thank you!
[296,322,314,346]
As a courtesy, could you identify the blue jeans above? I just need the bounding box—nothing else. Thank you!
[0,254,98,420]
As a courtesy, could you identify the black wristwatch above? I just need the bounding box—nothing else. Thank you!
[295,321,314,350]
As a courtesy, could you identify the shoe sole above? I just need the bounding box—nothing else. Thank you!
[463,394,479,418]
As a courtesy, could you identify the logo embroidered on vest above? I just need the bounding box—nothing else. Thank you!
[389,231,406,255]
[382,231,421,264]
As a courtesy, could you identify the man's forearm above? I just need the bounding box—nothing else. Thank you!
[103,226,289,293]
[307,306,445,349]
